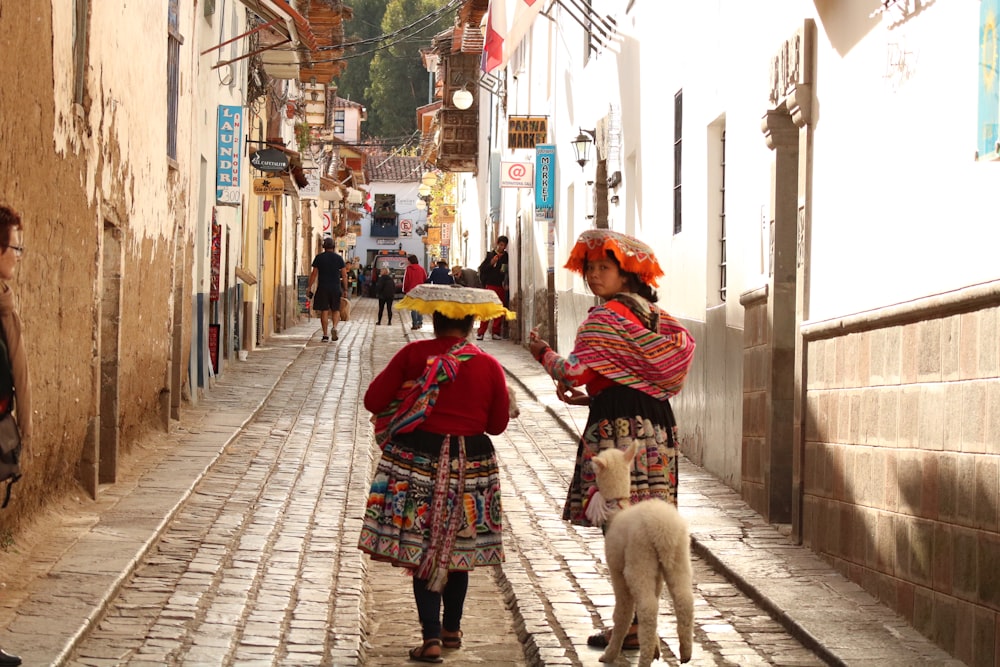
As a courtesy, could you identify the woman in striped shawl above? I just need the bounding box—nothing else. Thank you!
[528,229,696,648]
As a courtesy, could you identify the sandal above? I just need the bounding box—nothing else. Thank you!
[441,630,463,649]
[586,628,640,650]
[409,638,443,663]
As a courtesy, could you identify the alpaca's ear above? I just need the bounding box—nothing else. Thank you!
[592,456,606,472]
[624,441,638,463]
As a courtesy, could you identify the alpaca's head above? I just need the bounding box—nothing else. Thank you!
[591,442,638,502]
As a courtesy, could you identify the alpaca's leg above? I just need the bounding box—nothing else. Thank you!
[633,581,661,667]
[664,549,695,663]
[599,569,633,663]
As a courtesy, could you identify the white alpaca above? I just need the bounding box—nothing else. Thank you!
[591,442,694,666]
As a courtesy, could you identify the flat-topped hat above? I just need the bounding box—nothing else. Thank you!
[396,284,516,321]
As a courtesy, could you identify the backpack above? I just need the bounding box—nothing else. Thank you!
[0,335,21,508]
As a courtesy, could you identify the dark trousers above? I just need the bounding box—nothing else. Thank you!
[377,298,393,323]
[413,571,469,639]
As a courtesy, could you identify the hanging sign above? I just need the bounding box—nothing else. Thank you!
[535,144,556,209]
[216,105,242,205]
[253,177,284,195]
[500,161,534,188]
[250,147,289,172]
[507,116,548,149]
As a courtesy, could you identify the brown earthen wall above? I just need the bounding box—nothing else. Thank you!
[0,4,190,530]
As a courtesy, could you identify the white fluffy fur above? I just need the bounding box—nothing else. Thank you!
[506,385,520,419]
[592,442,694,665]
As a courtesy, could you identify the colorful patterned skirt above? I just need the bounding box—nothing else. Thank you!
[358,430,505,570]
[564,383,678,527]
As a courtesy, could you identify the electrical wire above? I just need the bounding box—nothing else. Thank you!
[260,0,462,68]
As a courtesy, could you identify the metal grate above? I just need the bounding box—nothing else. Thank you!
[673,89,683,235]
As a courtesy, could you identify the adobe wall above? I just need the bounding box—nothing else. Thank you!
[0,2,192,525]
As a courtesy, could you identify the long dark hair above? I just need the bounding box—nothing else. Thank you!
[0,206,22,249]
[432,312,475,336]
[586,251,658,303]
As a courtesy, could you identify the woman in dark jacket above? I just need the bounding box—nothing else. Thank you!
[374,268,396,325]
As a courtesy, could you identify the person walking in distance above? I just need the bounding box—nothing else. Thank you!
[527,229,695,651]
[476,235,509,340]
[0,205,30,667]
[426,260,455,285]
[307,237,348,342]
[374,268,396,325]
[403,254,428,330]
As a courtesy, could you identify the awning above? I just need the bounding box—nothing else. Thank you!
[240,0,317,51]
[205,0,317,78]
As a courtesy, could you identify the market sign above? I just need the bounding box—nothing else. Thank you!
[250,147,289,172]
[507,115,548,149]
[216,105,242,205]
[253,177,284,195]
[535,144,555,209]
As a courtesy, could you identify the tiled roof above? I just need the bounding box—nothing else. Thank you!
[365,155,424,182]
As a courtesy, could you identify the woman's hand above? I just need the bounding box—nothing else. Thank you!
[528,327,548,359]
[556,382,589,406]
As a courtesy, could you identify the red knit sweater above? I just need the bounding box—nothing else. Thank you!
[365,337,510,436]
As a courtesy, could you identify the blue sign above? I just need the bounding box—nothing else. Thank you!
[216,105,243,204]
[535,144,556,209]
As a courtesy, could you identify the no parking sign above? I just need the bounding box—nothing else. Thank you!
[500,161,533,188]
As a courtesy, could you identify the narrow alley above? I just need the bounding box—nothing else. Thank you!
[1,299,959,666]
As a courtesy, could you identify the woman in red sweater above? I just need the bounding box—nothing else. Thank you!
[528,229,696,650]
[359,285,515,663]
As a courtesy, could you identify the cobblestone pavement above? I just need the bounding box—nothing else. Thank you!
[0,297,961,666]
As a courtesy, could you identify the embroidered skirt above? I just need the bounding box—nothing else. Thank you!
[358,430,504,570]
[564,383,678,527]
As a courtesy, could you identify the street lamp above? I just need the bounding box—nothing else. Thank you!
[452,86,474,110]
[571,128,596,169]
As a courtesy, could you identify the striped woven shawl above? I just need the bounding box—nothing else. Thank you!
[574,296,695,400]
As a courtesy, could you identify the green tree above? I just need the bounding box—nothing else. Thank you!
[334,0,387,110]
[366,0,452,140]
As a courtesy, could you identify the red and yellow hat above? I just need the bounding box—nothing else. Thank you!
[564,229,664,287]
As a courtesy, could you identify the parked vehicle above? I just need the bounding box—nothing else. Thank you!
[369,250,409,298]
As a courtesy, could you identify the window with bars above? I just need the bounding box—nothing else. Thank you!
[167,0,182,161]
[719,130,727,302]
[73,0,89,107]
[673,89,683,235]
[334,110,345,135]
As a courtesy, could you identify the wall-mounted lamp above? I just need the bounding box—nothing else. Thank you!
[572,128,596,169]
[415,198,428,211]
[452,84,474,110]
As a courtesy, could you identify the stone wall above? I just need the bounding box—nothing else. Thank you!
[800,282,1000,665]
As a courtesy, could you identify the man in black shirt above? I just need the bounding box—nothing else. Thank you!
[476,235,509,340]
[307,237,348,341]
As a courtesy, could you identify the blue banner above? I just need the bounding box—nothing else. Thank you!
[535,144,555,209]
[978,0,1000,160]
[217,105,243,204]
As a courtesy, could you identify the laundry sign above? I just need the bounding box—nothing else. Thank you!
[216,105,242,205]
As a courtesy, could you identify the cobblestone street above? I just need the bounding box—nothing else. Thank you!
[2,297,956,666]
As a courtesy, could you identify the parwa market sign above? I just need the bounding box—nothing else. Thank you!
[507,116,548,149]
[250,147,290,172]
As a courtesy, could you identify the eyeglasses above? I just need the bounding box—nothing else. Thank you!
[7,245,23,257]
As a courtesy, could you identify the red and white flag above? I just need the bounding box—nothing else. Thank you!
[482,0,544,73]
[363,189,373,213]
